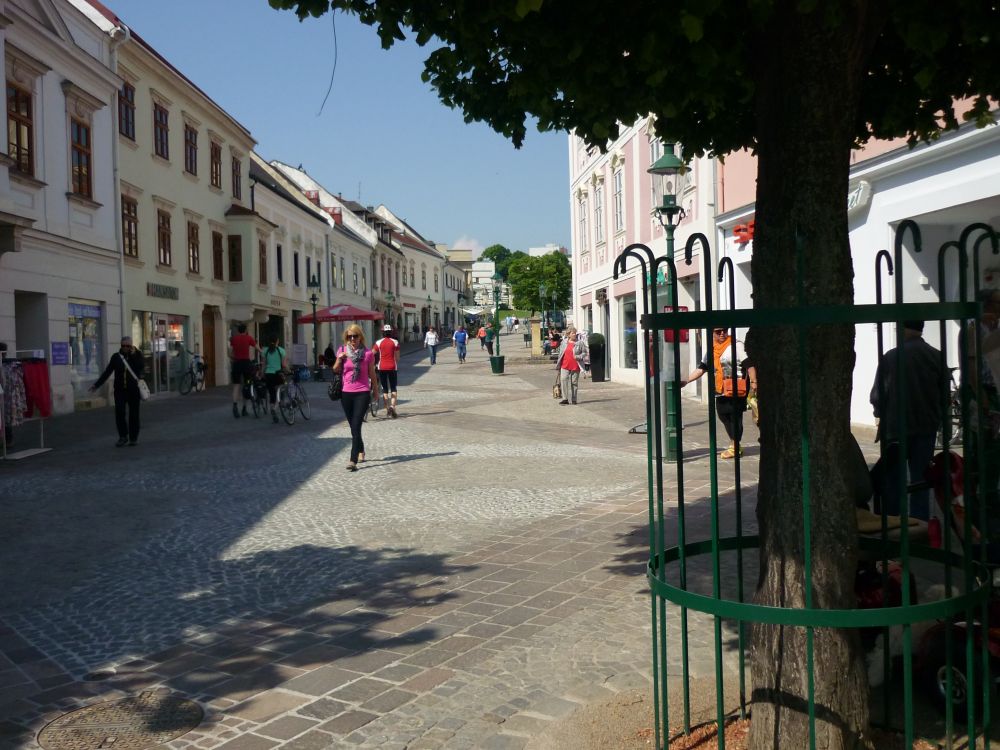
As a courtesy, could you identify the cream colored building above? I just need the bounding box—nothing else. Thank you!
[270,162,379,343]
[75,0,258,393]
[0,0,121,415]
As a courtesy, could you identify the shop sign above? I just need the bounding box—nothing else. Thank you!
[270,298,283,307]
[69,303,101,318]
[403,302,416,308]
[146,282,179,300]
[51,341,70,365]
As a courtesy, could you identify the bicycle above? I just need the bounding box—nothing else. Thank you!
[248,368,268,419]
[937,368,962,448]
[178,350,206,395]
[277,370,311,425]
[369,388,384,419]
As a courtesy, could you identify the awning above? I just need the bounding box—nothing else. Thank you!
[460,306,485,315]
[298,304,384,324]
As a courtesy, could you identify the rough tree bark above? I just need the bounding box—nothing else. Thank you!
[748,4,888,750]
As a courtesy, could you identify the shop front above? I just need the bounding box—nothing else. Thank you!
[130,311,191,394]
[67,300,104,401]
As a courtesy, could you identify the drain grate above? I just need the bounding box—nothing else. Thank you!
[37,691,202,749]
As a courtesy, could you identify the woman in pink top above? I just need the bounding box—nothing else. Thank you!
[332,324,379,471]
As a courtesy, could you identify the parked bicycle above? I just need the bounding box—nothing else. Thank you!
[277,369,311,425]
[937,368,962,448]
[178,350,206,395]
[248,366,269,418]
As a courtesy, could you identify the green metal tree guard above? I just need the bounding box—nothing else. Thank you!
[615,219,999,749]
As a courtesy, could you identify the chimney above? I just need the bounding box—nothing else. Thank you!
[324,206,343,226]
[304,190,320,206]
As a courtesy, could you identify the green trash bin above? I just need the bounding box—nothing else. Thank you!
[489,355,505,374]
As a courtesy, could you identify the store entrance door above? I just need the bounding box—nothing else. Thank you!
[202,306,216,387]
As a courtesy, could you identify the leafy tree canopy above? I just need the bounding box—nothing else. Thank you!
[479,244,513,278]
[267,0,997,154]
[507,251,570,313]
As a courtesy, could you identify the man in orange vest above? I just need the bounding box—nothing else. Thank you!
[680,327,757,458]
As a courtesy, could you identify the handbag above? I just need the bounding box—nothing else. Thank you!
[721,377,749,398]
[552,369,562,400]
[119,353,150,401]
[328,373,343,401]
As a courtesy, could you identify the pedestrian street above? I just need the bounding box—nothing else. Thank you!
[0,333,759,750]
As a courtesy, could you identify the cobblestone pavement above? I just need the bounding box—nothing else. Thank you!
[0,333,760,750]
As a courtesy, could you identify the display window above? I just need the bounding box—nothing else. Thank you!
[131,311,190,393]
[68,300,103,399]
[621,295,638,369]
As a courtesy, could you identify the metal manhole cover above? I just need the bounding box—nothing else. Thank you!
[37,691,202,749]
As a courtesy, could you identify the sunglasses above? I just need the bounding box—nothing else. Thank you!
[346,334,359,339]
[713,329,726,335]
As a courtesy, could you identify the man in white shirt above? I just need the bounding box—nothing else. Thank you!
[424,326,440,365]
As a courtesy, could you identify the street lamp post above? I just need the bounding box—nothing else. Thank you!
[492,272,502,358]
[550,290,557,328]
[426,295,432,330]
[385,291,395,329]
[648,142,687,461]
[307,273,322,370]
[538,282,547,328]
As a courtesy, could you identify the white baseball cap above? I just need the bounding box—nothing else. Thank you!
[383,324,392,332]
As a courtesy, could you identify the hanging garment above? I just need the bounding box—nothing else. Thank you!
[20,360,52,418]
[1,362,27,427]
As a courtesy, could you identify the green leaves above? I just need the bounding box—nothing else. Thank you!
[515,0,544,18]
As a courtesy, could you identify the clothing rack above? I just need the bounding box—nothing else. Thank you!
[1,349,53,460]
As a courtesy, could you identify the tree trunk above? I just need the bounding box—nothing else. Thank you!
[748,4,887,750]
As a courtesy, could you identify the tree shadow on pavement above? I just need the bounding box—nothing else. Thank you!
[0,543,472,747]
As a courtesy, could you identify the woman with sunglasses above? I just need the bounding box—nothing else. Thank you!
[680,327,757,459]
[332,324,379,471]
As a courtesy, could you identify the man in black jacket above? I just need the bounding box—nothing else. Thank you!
[91,336,145,447]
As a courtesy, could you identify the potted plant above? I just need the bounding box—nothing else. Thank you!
[588,332,606,382]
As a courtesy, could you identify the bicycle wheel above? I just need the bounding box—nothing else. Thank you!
[178,371,194,395]
[278,387,295,425]
[369,392,379,418]
[296,384,311,420]
[251,385,262,417]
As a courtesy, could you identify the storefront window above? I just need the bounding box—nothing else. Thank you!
[68,300,103,399]
[131,310,189,393]
[621,295,638,369]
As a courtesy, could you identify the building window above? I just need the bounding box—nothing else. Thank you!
[276,244,283,282]
[434,270,439,292]
[396,265,400,293]
[293,251,300,286]
[121,196,138,258]
[613,169,624,233]
[578,197,588,251]
[153,103,169,159]
[306,256,312,286]
[70,118,92,198]
[183,125,197,175]
[118,82,135,140]
[595,184,604,243]
[362,267,367,295]
[621,295,638,369]
[380,257,386,291]
[157,210,171,266]
[7,82,33,175]
[231,156,242,199]
[258,239,267,285]
[340,257,346,289]
[316,262,322,291]
[187,222,200,274]
[421,268,427,291]
[212,231,224,280]
[371,259,377,291]
[331,254,337,288]
[228,235,243,281]
[353,263,358,294]
[210,142,222,188]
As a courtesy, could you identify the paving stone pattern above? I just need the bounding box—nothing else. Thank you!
[0,335,759,749]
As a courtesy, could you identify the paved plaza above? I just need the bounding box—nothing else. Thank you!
[0,333,758,750]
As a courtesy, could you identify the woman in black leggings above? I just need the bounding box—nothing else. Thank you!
[332,324,379,471]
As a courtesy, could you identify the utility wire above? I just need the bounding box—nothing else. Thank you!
[316,11,339,116]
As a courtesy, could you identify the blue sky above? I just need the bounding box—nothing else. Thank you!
[107,0,570,255]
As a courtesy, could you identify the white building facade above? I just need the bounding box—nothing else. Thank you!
[0,0,121,414]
